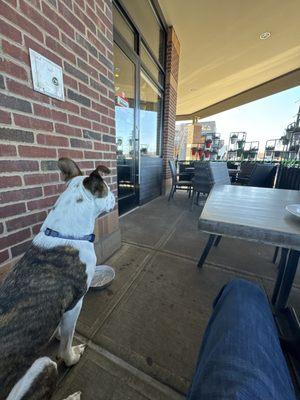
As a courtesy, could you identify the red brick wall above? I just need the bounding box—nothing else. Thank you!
[0,0,118,272]
[163,27,180,186]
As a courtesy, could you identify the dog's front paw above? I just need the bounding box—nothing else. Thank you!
[63,391,81,400]
[63,344,86,367]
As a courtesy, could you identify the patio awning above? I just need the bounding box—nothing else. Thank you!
[158,0,300,119]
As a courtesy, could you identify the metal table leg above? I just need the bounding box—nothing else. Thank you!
[274,249,300,311]
[271,247,288,305]
[197,234,216,268]
[214,235,222,247]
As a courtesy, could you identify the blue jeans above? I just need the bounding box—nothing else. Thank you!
[187,279,296,400]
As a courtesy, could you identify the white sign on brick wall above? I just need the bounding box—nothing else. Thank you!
[29,48,65,101]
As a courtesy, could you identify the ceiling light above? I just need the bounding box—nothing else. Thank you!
[259,32,271,40]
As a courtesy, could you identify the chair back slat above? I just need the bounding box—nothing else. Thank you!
[247,164,276,188]
[168,160,177,184]
[276,165,300,190]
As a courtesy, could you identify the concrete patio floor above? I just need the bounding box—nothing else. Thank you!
[53,192,300,400]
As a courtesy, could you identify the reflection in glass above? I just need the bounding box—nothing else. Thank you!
[113,4,135,48]
[141,44,163,86]
[121,0,165,64]
[140,72,162,156]
[114,44,136,199]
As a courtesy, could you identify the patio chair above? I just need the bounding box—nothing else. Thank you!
[168,159,192,201]
[191,161,230,209]
[235,162,256,185]
[247,163,276,188]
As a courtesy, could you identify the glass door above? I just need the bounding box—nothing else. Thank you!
[114,43,139,214]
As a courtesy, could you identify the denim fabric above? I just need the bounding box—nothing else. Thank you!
[187,279,296,400]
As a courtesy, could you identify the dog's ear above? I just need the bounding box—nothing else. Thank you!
[83,165,111,197]
[58,158,82,181]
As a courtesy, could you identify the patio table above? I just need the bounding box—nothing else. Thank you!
[197,185,300,371]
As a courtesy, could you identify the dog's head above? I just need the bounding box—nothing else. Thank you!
[58,158,115,216]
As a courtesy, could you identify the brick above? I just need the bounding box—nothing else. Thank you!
[94,142,109,151]
[70,138,93,149]
[0,202,26,218]
[41,2,74,39]
[0,250,9,264]
[2,40,29,64]
[0,160,39,172]
[43,183,65,196]
[58,148,83,159]
[0,128,34,143]
[0,0,44,42]
[90,78,107,95]
[0,229,31,251]
[81,107,100,121]
[78,83,99,100]
[84,150,102,159]
[0,144,17,157]
[78,58,98,79]
[0,59,27,80]
[19,146,57,158]
[92,101,108,114]
[67,89,91,107]
[98,52,114,71]
[87,30,105,54]
[0,19,22,43]
[0,175,22,189]
[88,54,106,76]
[58,2,85,33]
[0,74,4,89]
[74,3,96,34]
[76,33,98,58]
[52,99,79,114]
[41,160,59,171]
[20,0,59,39]
[27,195,58,211]
[0,187,43,204]
[64,62,88,84]
[11,239,32,258]
[103,134,115,143]
[6,79,50,104]
[68,114,91,129]
[55,123,82,137]
[6,211,47,232]
[63,75,78,90]
[33,104,67,122]
[83,129,102,141]
[0,110,11,124]
[14,115,53,131]
[77,160,94,170]
[32,223,43,235]
[24,173,59,185]
[0,93,32,113]
[92,122,109,133]
[61,33,88,61]
[37,133,69,147]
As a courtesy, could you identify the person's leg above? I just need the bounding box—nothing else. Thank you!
[187,278,296,400]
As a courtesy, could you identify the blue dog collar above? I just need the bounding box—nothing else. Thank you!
[44,227,95,243]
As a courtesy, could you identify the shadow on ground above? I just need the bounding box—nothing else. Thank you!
[53,192,300,399]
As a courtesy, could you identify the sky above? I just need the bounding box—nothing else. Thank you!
[177,86,300,153]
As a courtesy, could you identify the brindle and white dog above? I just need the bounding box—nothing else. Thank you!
[0,158,115,400]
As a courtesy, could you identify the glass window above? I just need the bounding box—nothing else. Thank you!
[114,44,137,199]
[121,0,165,64]
[141,44,163,86]
[140,72,162,156]
[113,4,135,48]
